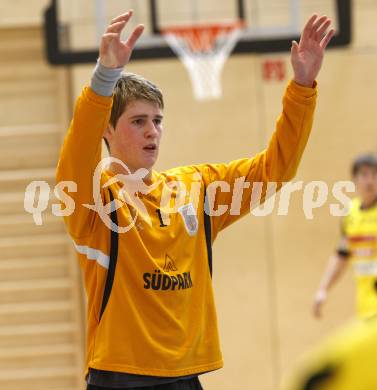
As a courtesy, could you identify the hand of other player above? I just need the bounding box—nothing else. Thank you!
[291,14,335,87]
[312,289,327,319]
[99,10,144,69]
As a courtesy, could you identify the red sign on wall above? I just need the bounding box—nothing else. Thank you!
[262,59,286,81]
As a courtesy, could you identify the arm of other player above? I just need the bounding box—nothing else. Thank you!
[313,235,350,319]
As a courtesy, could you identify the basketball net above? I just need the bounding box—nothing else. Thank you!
[162,22,244,101]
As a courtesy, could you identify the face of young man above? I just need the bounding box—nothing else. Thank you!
[104,99,163,174]
[354,165,377,206]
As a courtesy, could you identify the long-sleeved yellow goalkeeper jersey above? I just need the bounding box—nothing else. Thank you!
[56,80,317,377]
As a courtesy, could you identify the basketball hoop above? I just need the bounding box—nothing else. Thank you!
[162,21,245,101]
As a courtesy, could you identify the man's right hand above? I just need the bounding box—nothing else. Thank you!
[99,10,144,69]
[312,289,327,319]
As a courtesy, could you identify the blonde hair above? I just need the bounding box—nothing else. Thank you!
[110,73,164,129]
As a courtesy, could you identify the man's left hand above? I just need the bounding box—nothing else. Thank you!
[291,14,335,87]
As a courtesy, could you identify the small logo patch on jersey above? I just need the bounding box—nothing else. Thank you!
[163,254,178,272]
[178,203,198,236]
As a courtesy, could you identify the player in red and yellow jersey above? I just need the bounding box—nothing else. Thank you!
[313,154,377,320]
[56,10,334,390]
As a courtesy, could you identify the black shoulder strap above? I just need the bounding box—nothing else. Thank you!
[203,188,213,278]
[99,188,119,321]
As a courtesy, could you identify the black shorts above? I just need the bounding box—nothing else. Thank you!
[86,377,204,390]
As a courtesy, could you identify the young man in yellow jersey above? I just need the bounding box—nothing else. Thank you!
[56,10,334,390]
[313,154,377,320]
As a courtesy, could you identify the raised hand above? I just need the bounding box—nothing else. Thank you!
[291,14,335,87]
[99,10,144,69]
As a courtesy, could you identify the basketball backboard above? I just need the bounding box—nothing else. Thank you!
[43,0,351,65]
